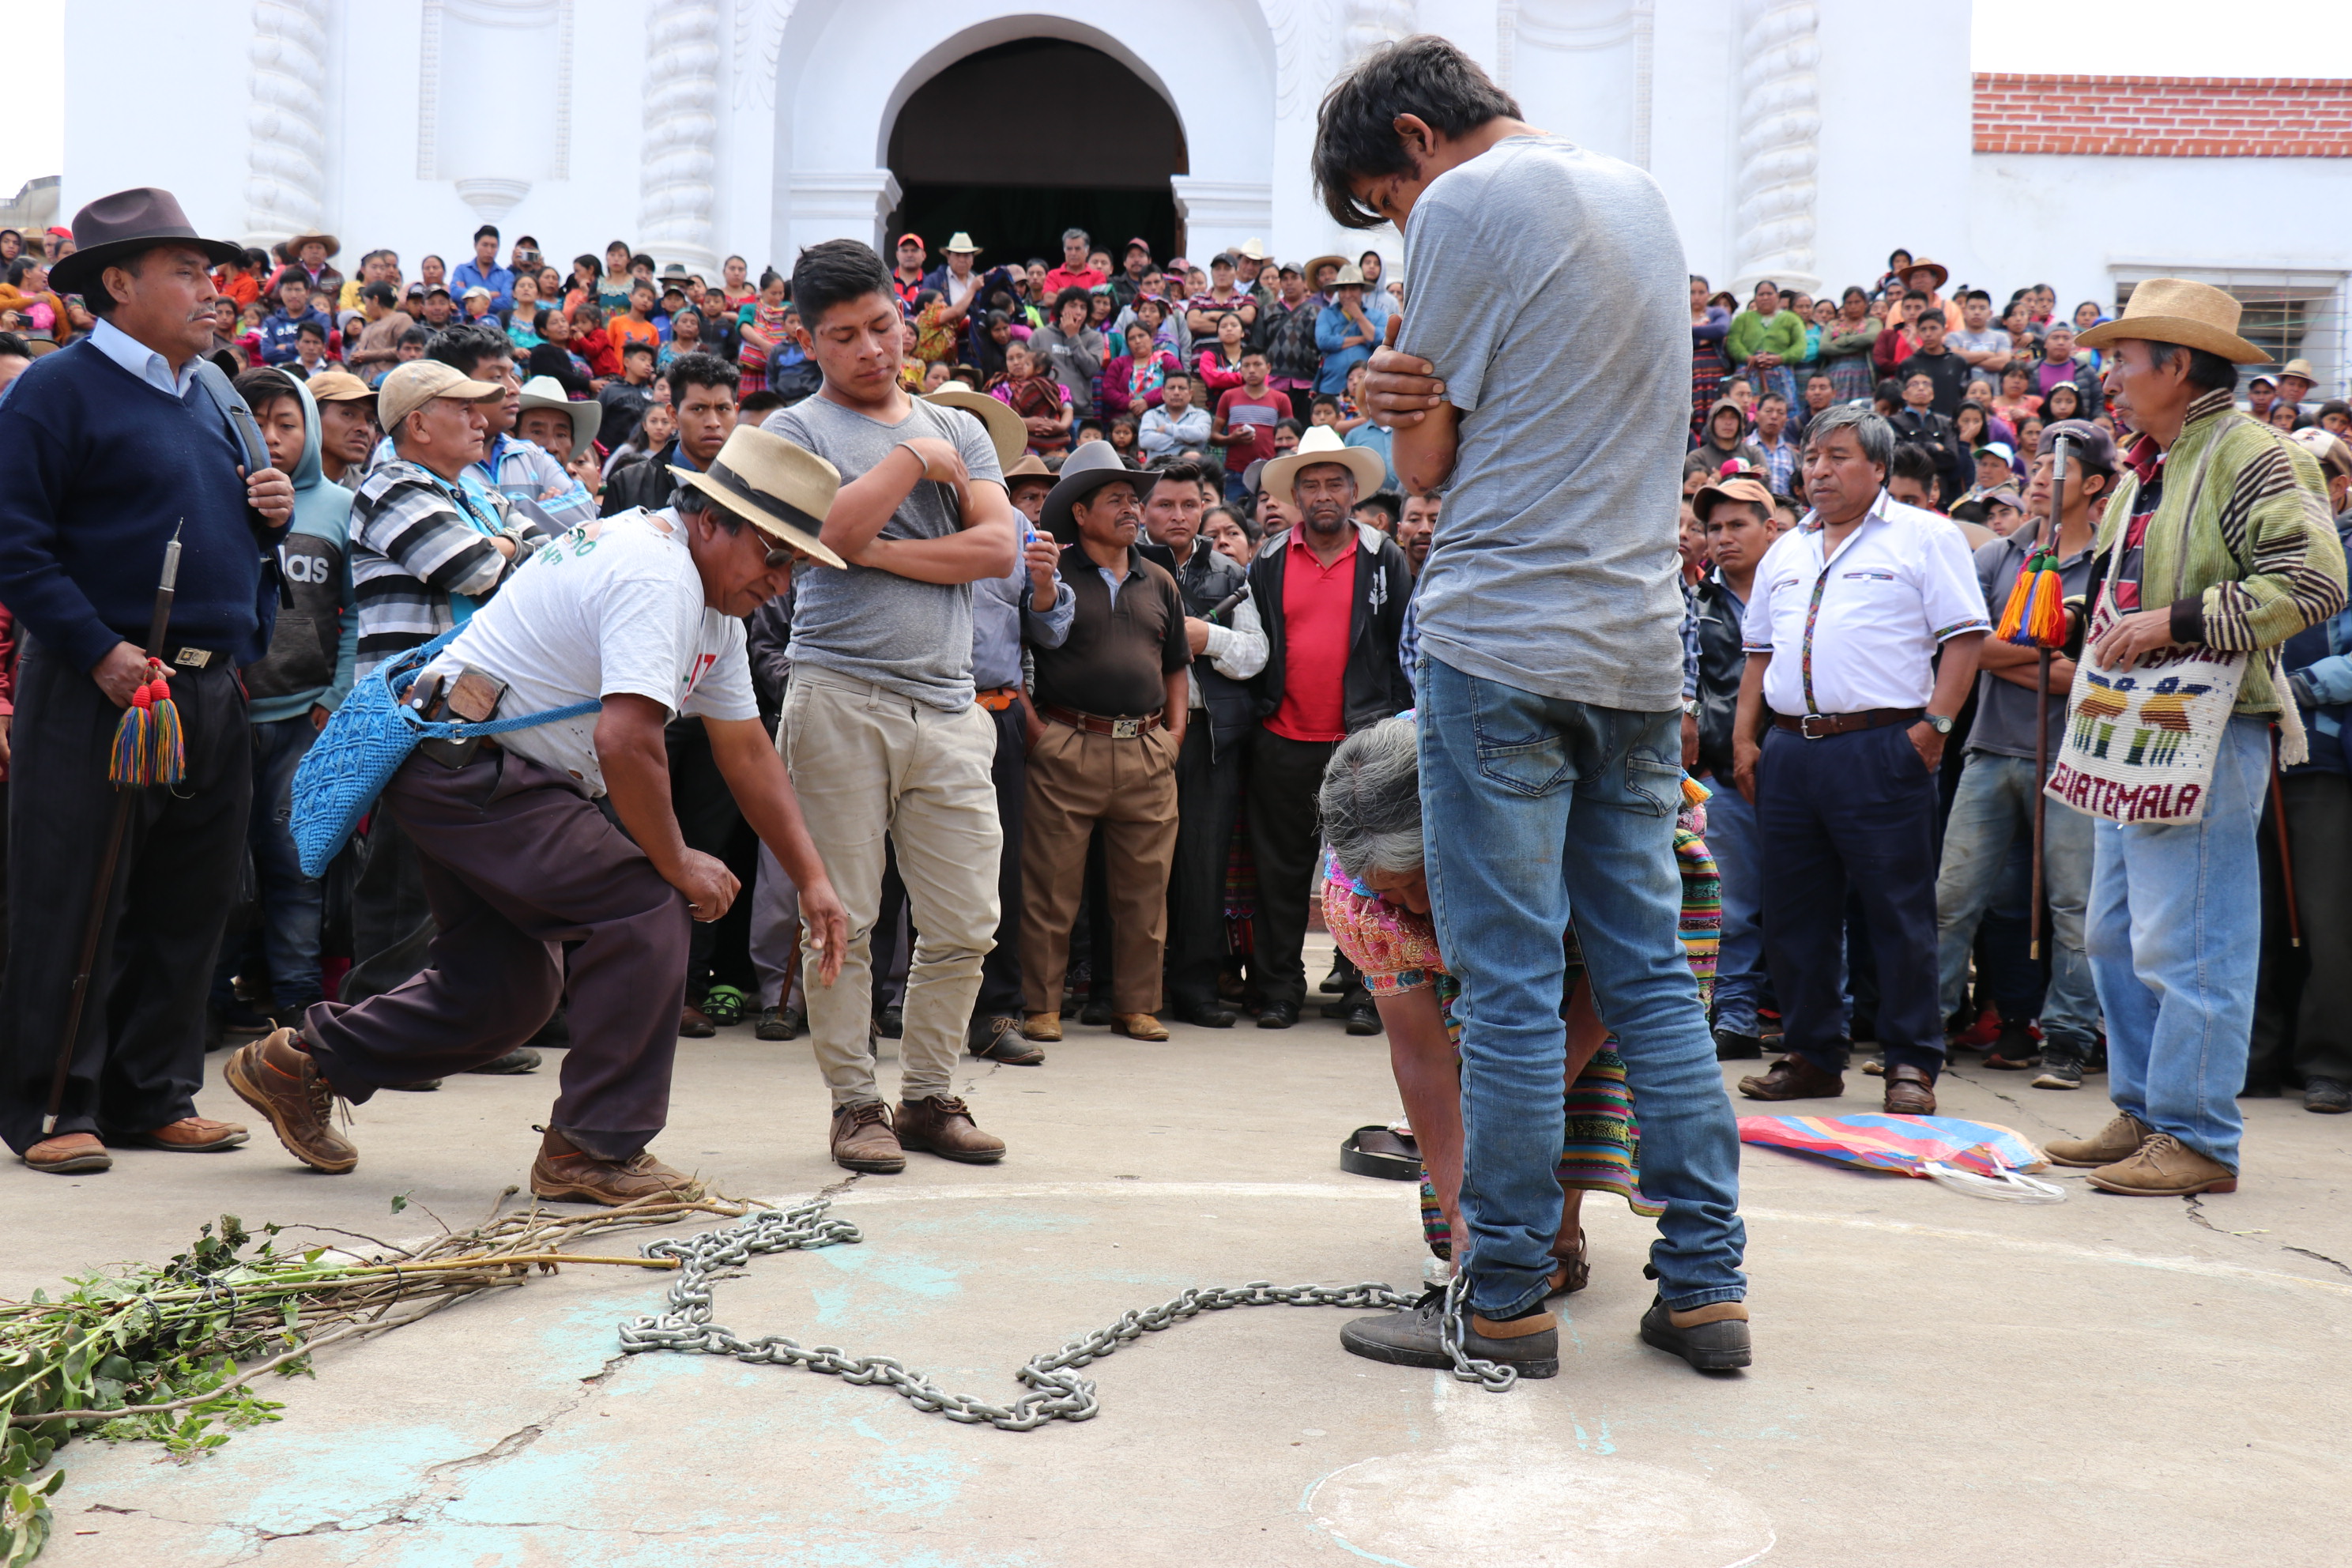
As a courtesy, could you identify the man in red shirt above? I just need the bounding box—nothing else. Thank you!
[1209,349,1290,505]
[1241,427,1412,1030]
[889,234,927,309]
[1041,228,1106,297]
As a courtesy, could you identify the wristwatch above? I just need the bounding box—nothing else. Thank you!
[1923,712,1955,735]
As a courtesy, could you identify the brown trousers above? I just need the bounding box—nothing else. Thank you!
[1020,719,1181,1015]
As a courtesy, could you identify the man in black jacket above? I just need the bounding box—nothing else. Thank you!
[604,352,737,516]
[1244,428,1411,1029]
[1144,459,1268,1027]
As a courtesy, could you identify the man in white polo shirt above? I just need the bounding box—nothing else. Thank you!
[1729,404,1988,1115]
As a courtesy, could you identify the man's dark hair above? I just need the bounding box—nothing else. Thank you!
[1146,456,1205,492]
[473,224,499,243]
[631,280,655,300]
[1889,442,1942,496]
[1355,490,1401,531]
[791,239,893,327]
[1310,393,1340,413]
[621,340,656,361]
[630,252,656,273]
[232,366,300,413]
[665,350,739,402]
[738,389,783,420]
[397,326,432,351]
[361,281,398,307]
[1312,35,1521,228]
[2146,341,2240,396]
[1807,371,1834,386]
[1051,286,1091,321]
[428,322,514,379]
[0,330,29,360]
[1916,311,1946,331]
[296,321,326,342]
[1961,288,1991,307]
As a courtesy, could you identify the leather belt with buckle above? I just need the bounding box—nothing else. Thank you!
[1039,703,1163,739]
[1774,707,1924,740]
[164,646,215,669]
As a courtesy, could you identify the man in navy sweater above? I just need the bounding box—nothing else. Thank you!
[0,187,295,1174]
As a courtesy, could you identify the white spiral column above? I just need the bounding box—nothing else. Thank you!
[244,0,331,247]
[1731,0,1820,294]
[639,0,721,273]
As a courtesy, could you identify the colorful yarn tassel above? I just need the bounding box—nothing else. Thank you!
[107,662,186,789]
[1995,552,2068,649]
[1681,775,1713,807]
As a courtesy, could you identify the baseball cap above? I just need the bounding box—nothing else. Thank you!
[2036,418,2118,478]
[1981,485,2025,511]
[1125,237,1152,254]
[1973,441,2015,466]
[305,369,375,404]
[378,360,499,432]
[895,232,924,250]
[461,285,492,301]
[2290,427,2352,481]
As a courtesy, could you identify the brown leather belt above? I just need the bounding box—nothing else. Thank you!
[1773,707,1924,739]
[1039,703,1163,739]
[975,685,1022,712]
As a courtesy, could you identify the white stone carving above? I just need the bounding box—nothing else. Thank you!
[245,0,331,247]
[641,0,722,272]
[1507,1,1657,168]
[1341,0,1415,63]
[733,0,793,110]
[1732,0,1820,292]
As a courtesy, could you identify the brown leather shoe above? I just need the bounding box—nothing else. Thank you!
[679,1004,716,1038]
[2086,1133,2238,1196]
[118,1117,250,1152]
[2045,1110,2154,1168]
[1737,1054,1845,1101]
[895,1095,1006,1164]
[225,1027,357,1173]
[529,1129,698,1205]
[831,1100,906,1174]
[24,1133,111,1174]
[1883,1065,1937,1114]
[1110,1012,1169,1042]
[1021,1012,1062,1042]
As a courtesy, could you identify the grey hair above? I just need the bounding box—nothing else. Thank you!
[1800,402,1894,472]
[1317,715,1424,882]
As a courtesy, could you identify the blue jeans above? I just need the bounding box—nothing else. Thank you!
[212,715,326,1010]
[1935,752,2098,1050]
[2086,715,2268,1170]
[1702,781,1766,1036]
[1419,656,1746,1317]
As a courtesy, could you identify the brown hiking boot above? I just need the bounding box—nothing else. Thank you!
[225,1027,357,1173]
[895,1095,1006,1164]
[23,1133,111,1174]
[831,1099,906,1174]
[1883,1065,1937,1114]
[2086,1133,2238,1197]
[1737,1054,1845,1102]
[529,1129,697,1205]
[2045,1110,2154,1168]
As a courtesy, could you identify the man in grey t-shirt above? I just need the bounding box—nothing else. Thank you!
[757,240,1020,1176]
[1316,36,1748,1378]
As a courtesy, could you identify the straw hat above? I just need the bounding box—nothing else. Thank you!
[517,374,602,462]
[2278,358,2320,386]
[669,424,846,569]
[923,382,1025,469]
[1330,262,1367,288]
[1003,453,1054,486]
[2076,278,2265,364]
[942,232,982,254]
[1259,424,1385,504]
[1303,254,1347,288]
[288,232,340,258]
[378,360,501,434]
[1693,471,1775,524]
[1041,440,1144,542]
[1903,258,1951,289]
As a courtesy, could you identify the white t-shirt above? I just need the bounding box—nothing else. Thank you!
[429,507,758,796]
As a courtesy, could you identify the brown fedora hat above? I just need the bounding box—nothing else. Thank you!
[51,187,243,298]
[2076,278,2265,365]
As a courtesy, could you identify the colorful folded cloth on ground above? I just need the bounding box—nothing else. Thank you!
[1738,1113,2047,1177]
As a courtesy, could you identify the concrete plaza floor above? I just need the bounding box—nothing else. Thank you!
[10,950,2352,1568]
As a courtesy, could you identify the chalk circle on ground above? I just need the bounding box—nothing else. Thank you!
[1306,1447,1775,1568]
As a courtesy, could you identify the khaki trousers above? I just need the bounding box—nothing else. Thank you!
[1020,720,1181,1016]
[781,665,1001,1106]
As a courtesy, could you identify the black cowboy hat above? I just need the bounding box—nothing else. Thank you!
[50,187,243,299]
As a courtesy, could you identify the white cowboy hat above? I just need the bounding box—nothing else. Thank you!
[516,374,602,462]
[1330,262,1367,288]
[2077,278,2266,365]
[922,382,1025,469]
[942,232,982,254]
[669,424,848,569]
[1260,423,1386,504]
[1237,238,1268,261]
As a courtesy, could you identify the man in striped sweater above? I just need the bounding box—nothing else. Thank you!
[2044,281,2346,1198]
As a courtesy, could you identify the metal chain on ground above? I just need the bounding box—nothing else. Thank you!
[617,1197,1518,1429]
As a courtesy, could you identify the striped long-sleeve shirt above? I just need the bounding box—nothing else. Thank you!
[350,459,551,673]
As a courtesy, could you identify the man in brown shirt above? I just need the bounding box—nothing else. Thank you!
[1020,443,1191,1044]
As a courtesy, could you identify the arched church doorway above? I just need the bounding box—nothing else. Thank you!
[886,38,1189,275]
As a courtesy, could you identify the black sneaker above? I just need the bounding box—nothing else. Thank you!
[1077,999,1112,1027]
[874,1005,904,1039]
[1984,1023,2041,1070]
[756,1004,805,1042]
[1713,1027,1764,1061]
[2305,1077,2350,1114]
[1319,959,1351,994]
[466,1048,541,1075]
[2031,1051,2085,1091]
[1343,1001,1382,1037]
[1339,1287,1559,1379]
[1638,1295,1752,1372]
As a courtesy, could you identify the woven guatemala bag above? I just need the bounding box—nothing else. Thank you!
[2045,440,2245,826]
[289,628,600,876]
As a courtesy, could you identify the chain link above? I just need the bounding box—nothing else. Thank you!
[617,1197,1518,1428]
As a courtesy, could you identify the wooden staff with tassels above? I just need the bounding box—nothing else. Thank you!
[41,525,187,1137]
[1994,435,2072,961]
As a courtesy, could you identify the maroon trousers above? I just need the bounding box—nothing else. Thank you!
[304,744,688,1159]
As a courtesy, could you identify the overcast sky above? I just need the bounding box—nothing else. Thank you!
[5,4,2348,205]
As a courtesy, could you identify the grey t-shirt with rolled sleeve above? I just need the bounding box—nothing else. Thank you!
[762,394,1004,709]
[1396,134,1690,711]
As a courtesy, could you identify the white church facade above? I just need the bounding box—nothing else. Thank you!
[60,0,2352,386]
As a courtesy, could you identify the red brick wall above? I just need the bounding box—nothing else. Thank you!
[1973,74,2352,157]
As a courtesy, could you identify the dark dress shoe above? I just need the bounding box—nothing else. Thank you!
[679,1004,716,1038]
[1343,1001,1382,1037]
[1736,1054,1845,1101]
[467,1047,541,1075]
[1256,999,1300,1030]
[1172,1000,1238,1029]
[874,1004,904,1039]
[1883,1064,1938,1114]
[1713,1028,1764,1061]
[1077,999,1112,1027]
[2306,1077,2351,1114]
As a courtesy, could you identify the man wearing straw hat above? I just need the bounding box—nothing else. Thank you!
[228,423,851,1204]
[0,187,295,1173]
[2041,280,2344,1196]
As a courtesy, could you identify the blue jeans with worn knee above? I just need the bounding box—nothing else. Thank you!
[1419,655,1747,1317]
[1935,752,2098,1050]
[2086,715,2268,1170]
